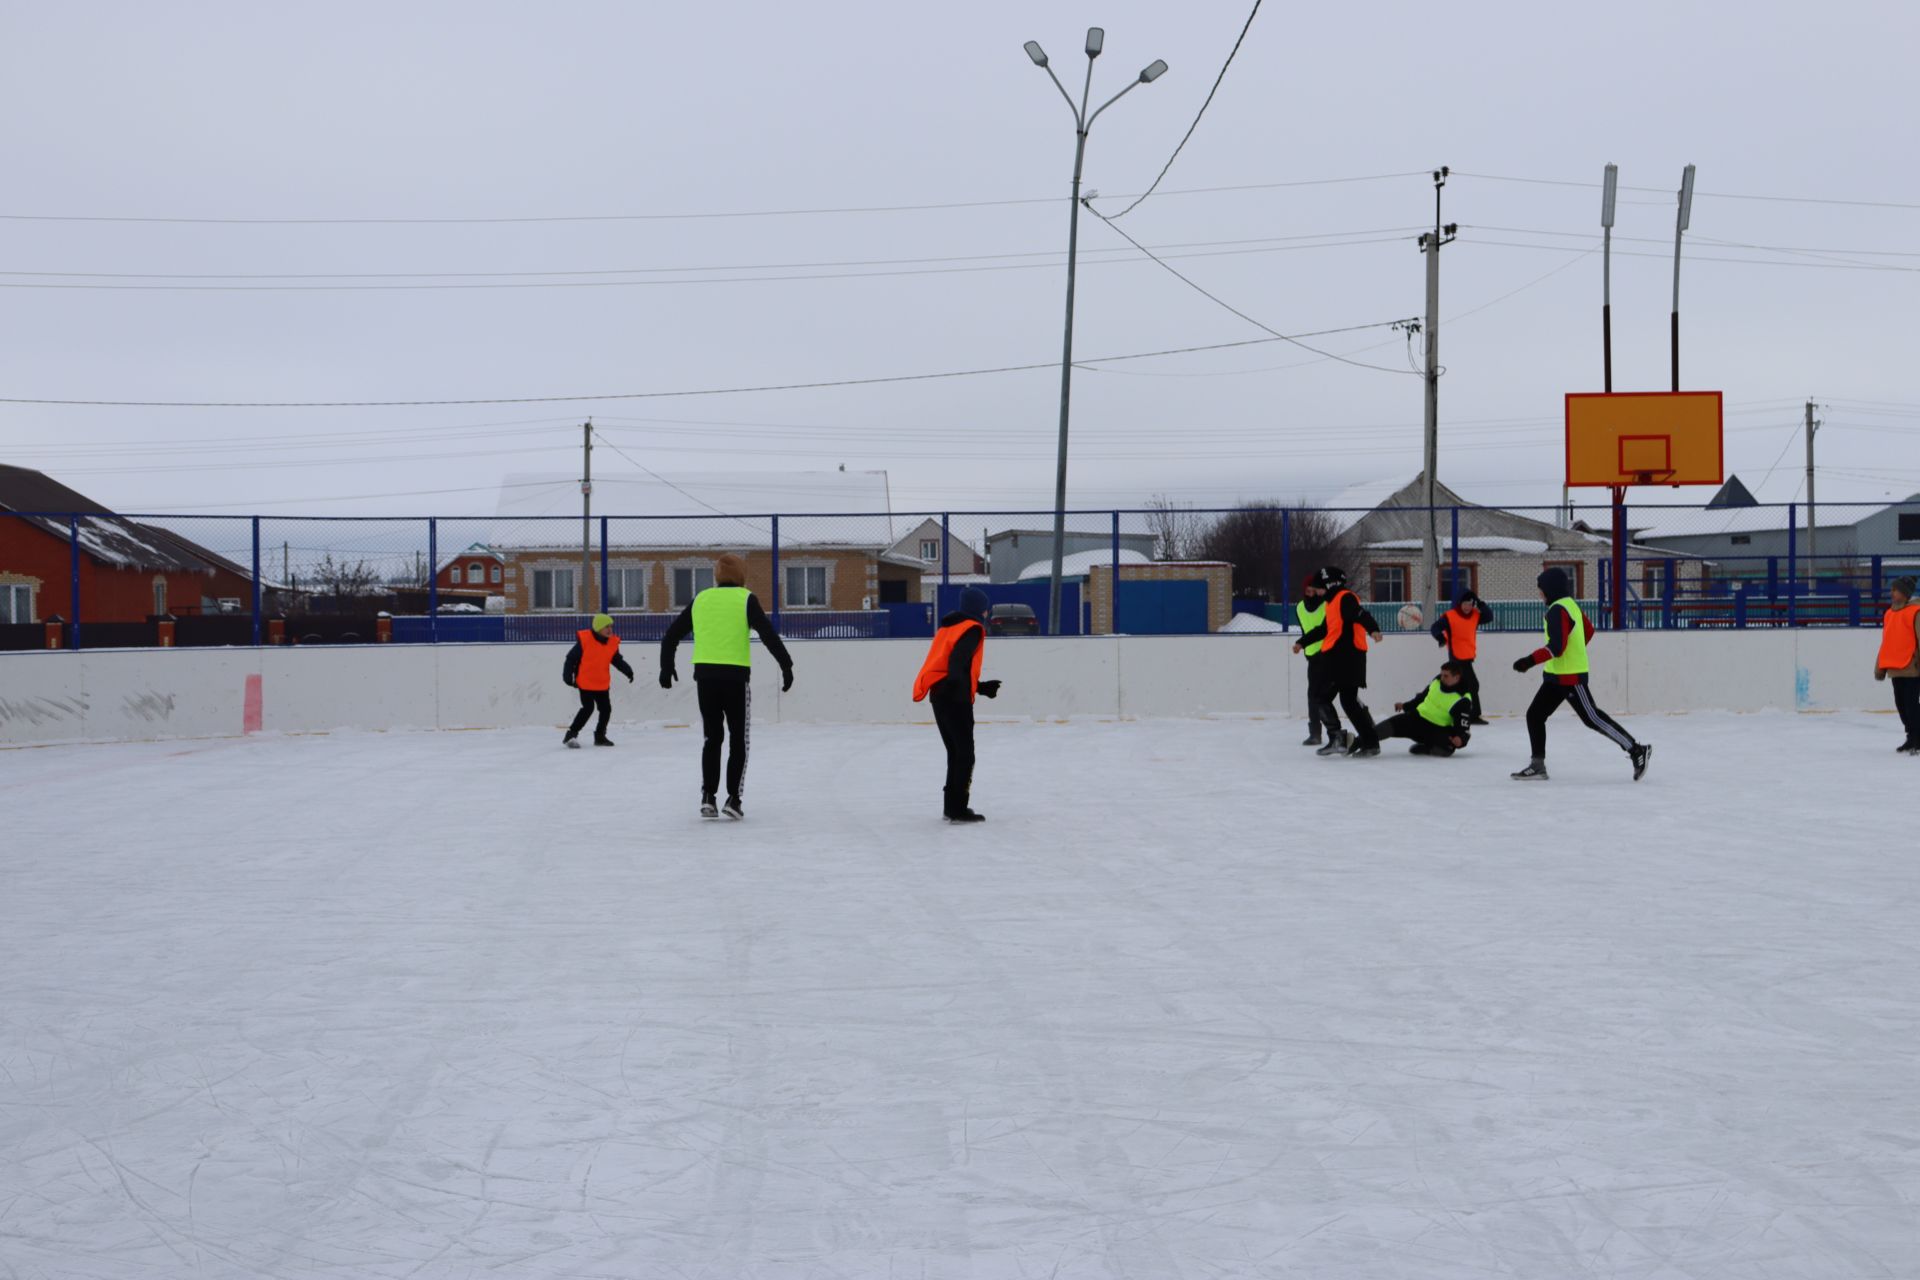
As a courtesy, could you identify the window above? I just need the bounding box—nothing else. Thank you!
[786,565,828,608]
[1730,534,1752,546]
[606,567,647,610]
[1542,561,1584,597]
[0,583,30,624]
[490,564,502,584]
[152,577,168,617]
[533,568,576,611]
[469,563,485,582]
[1440,563,1478,599]
[1369,564,1408,601]
[920,538,940,561]
[1643,561,1671,598]
[1900,513,1920,543]
[672,566,714,608]
[450,566,464,584]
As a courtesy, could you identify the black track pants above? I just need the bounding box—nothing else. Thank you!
[567,688,611,740]
[1306,657,1344,734]
[1336,682,1378,748]
[1376,712,1458,751]
[1525,680,1637,759]
[1454,659,1483,714]
[697,680,750,801]
[931,693,976,814]
[1893,676,1920,744]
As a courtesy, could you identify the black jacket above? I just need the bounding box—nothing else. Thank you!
[1403,679,1474,737]
[659,592,794,684]
[1298,591,1380,685]
[562,633,635,687]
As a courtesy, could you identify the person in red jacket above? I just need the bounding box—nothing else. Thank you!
[912,587,1002,823]
[1873,575,1920,753]
[561,613,635,747]
[1429,589,1490,723]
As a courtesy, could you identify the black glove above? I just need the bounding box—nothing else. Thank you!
[659,667,677,689]
[781,666,794,692]
[564,676,576,688]
[978,679,1001,699]
[1512,655,1534,673]
[624,671,634,683]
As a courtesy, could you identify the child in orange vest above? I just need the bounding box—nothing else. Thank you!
[912,588,1002,822]
[1874,575,1920,753]
[562,613,634,747]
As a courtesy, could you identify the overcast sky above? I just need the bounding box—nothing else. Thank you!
[2,0,1917,525]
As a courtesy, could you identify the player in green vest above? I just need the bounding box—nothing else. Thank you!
[1295,573,1344,747]
[1510,567,1650,781]
[1374,660,1475,756]
[659,553,794,819]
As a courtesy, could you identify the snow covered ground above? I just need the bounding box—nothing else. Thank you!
[3,712,1915,1278]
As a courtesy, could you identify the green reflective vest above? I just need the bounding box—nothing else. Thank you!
[1543,597,1590,676]
[1295,600,1326,656]
[691,586,752,667]
[1415,677,1467,727]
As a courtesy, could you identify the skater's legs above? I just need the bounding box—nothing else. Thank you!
[1525,682,1567,758]
[566,688,596,738]
[1893,676,1920,743]
[1308,661,1344,734]
[932,695,975,812]
[1568,683,1637,753]
[1456,659,1483,715]
[1337,683,1378,748]
[697,681,726,798]
[591,690,612,740]
[724,683,749,801]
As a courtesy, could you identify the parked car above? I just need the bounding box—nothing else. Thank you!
[987,602,1039,636]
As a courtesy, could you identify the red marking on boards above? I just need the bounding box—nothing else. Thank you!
[243,674,263,734]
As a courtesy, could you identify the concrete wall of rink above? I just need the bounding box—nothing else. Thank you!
[0,628,1898,746]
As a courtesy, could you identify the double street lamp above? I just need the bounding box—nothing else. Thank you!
[1023,29,1167,635]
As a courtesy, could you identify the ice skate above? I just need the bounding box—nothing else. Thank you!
[1511,760,1549,781]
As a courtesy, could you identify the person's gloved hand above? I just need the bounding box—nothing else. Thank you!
[781,666,794,692]
[624,670,634,683]
[1512,655,1535,673]
[659,667,677,689]
[564,675,576,688]
[978,679,1002,699]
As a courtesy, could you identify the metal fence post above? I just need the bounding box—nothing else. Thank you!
[770,515,781,629]
[1662,557,1676,629]
[1111,509,1121,635]
[251,517,262,646]
[427,518,438,644]
[1448,505,1460,606]
[940,513,951,589]
[1786,504,1798,628]
[1871,555,1883,603]
[599,516,610,612]
[1279,508,1291,627]
[68,515,81,651]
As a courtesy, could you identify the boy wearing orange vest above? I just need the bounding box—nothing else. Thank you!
[1429,590,1490,723]
[913,587,1002,823]
[1293,566,1382,757]
[1873,575,1920,753]
[562,613,635,747]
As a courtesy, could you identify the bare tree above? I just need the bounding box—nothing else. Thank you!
[1194,500,1348,600]
[1142,493,1204,561]
[312,553,381,598]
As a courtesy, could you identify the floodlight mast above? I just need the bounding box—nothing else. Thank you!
[1671,163,1695,393]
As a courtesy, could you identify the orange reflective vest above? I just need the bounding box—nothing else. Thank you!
[913,619,985,702]
[1321,589,1369,652]
[1443,606,1480,659]
[1877,603,1919,672]
[576,629,620,691]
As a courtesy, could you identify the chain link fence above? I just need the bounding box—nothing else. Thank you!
[5,498,1916,650]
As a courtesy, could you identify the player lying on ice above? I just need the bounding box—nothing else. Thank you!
[1375,660,1475,756]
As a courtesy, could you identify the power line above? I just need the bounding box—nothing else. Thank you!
[0,323,1412,408]
[1085,204,1419,375]
[0,170,1429,227]
[1102,0,1263,221]
[1455,170,1920,212]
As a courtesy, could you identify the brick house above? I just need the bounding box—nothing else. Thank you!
[0,465,262,624]
[434,543,505,595]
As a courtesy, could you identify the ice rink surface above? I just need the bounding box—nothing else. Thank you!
[3,711,1916,1278]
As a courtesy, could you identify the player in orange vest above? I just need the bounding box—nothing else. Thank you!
[912,587,1002,822]
[562,613,635,747]
[1873,575,1920,753]
[1293,566,1382,756]
[1429,589,1490,722]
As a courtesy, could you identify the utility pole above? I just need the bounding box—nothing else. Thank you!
[1805,400,1819,577]
[1417,166,1457,625]
[580,420,593,614]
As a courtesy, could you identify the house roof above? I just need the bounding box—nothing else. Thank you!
[0,464,264,580]
[1635,495,1920,540]
[1016,548,1154,580]
[493,470,901,549]
[435,542,504,574]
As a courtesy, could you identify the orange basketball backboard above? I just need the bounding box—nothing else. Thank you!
[1565,391,1723,488]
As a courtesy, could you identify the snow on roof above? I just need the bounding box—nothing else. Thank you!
[491,470,898,549]
[1634,503,1875,540]
[1016,548,1153,580]
[1323,476,1420,532]
[1365,536,1551,555]
[1220,612,1288,633]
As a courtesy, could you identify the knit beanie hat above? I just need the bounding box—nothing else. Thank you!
[713,553,747,587]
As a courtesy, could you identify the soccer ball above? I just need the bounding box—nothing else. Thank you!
[1396,604,1424,629]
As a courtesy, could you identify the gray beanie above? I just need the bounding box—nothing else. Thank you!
[1892,575,1917,598]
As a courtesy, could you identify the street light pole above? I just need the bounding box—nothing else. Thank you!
[1025,31,1166,635]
